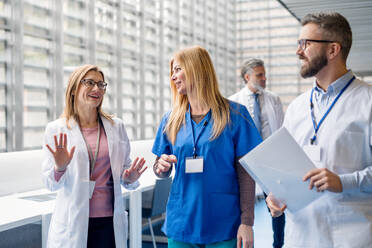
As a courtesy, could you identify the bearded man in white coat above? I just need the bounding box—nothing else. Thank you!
[229,58,285,248]
[266,12,372,248]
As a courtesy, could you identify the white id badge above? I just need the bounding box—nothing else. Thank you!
[89,180,96,199]
[303,145,321,162]
[185,157,204,173]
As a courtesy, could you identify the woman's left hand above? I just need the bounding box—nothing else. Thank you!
[123,157,147,184]
[237,224,254,248]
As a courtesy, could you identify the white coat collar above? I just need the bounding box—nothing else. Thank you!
[242,86,262,96]
[66,116,114,160]
[100,117,114,160]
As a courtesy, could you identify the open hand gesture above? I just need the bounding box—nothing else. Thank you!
[123,157,147,184]
[46,133,76,172]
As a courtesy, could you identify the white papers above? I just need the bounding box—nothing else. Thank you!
[239,127,323,212]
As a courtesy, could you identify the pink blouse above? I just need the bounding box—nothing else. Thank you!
[54,125,114,217]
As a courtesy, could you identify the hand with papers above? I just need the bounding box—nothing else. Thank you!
[239,127,324,213]
[266,193,287,217]
[303,168,343,192]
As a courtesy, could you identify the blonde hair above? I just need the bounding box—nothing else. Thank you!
[165,46,230,144]
[61,64,113,128]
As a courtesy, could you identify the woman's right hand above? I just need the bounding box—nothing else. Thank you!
[156,154,177,174]
[46,133,76,172]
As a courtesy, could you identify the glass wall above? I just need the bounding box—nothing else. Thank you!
[236,0,312,110]
[0,0,236,152]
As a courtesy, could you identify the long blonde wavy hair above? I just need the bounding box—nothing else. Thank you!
[61,64,113,128]
[165,46,230,144]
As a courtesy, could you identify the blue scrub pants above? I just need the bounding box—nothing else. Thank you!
[168,238,237,248]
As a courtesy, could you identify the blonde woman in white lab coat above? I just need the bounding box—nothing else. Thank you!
[42,64,147,248]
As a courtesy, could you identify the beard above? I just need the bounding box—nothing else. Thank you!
[300,52,328,78]
[252,80,265,91]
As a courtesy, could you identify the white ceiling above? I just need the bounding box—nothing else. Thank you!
[277,0,372,76]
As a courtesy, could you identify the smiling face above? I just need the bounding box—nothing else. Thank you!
[75,70,105,112]
[296,23,329,78]
[171,59,187,95]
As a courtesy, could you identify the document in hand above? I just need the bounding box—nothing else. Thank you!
[239,127,323,212]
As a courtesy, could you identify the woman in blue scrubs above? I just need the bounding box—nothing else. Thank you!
[152,46,262,248]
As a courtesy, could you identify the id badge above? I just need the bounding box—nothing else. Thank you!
[303,145,321,162]
[89,180,96,199]
[185,156,204,173]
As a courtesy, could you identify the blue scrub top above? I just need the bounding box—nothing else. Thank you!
[152,101,262,244]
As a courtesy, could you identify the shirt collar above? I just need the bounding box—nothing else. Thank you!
[243,86,262,96]
[313,70,354,96]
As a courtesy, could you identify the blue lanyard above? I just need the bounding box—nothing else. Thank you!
[187,106,210,158]
[309,76,355,144]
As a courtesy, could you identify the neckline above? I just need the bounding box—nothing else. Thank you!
[81,126,99,131]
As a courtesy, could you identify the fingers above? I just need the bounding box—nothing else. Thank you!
[138,166,148,175]
[63,133,68,148]
[58,133,63,147]
[156,154,176,174]
[236,236,242,248]
[131,157,145,171]
[161,154,177,163]
[303,168,321,182]
[266,193,286,217]
[46,144,55,154]
[304,168,329,191]
[54,135,58,148]
[168,154,177,163]
[53,133,68,149]
[128,157,147,178]
[305,168,342,193]
[69,146,76,160]
[130,157,139,171]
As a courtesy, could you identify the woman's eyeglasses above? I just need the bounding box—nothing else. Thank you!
[80,79,107,90]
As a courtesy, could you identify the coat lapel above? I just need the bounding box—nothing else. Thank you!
[101,117,114,162]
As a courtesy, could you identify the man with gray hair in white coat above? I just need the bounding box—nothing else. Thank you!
[229,58,285,248]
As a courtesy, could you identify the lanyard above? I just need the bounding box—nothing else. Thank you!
[309,76,355,144]
[187,106,210,158]
[80,118,101,179]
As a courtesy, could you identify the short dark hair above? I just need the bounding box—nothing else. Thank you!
[241,58,265,83]
[301,12,352,61]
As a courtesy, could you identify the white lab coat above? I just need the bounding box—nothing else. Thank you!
[283,77,372,248]
[42,117,138,248]
[229,87,284,139]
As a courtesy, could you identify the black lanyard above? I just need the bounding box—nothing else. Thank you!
[309,76,355,144]
[187,106,210,158]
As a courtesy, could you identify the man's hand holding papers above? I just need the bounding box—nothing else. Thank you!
[303,168,343,192]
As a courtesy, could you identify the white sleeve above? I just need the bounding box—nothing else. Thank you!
[340,166,372,193]
[275,95,285,127]
[340,113,372,193]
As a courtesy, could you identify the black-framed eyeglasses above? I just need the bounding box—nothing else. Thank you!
[297,39,336,51]
[80,79,107,90]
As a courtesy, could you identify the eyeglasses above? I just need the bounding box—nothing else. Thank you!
[80,79,107,90]
[297,39,336,51]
